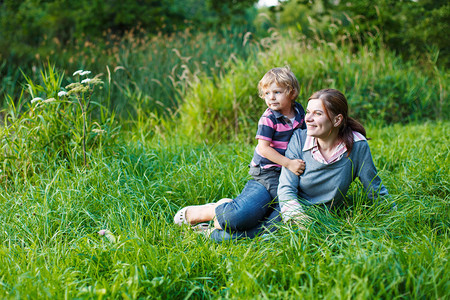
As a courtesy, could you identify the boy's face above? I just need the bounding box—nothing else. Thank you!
[263,82,294,116]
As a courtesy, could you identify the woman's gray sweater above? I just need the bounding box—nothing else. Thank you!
[278,129,389,211]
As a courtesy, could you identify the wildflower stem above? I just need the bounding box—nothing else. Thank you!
[82,109,87,167]
[75,93,87,167]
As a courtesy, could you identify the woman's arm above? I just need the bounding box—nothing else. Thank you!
[354,141,390,203]
[277,131,305,221]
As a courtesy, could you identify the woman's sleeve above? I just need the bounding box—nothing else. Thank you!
[277,130,304,221]
[355,141,391,203]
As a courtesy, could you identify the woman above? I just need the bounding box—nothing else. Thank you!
[278,88,393,221]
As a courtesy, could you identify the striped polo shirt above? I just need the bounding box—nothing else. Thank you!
[251,102,306,169]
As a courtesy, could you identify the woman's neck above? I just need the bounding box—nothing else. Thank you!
[316,131,340,159]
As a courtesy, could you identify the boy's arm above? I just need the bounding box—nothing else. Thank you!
[257,139,305,175]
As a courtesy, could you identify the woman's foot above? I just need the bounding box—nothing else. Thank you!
[174,198,233,226]
[184,204,216,225]
[216,198,233,205]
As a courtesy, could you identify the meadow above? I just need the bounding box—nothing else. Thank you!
[0,121,448,298]
[0,17,449,299]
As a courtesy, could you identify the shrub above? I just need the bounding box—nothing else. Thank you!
[273,0,450,67]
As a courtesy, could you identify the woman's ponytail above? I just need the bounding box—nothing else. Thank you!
[341,117,366,155]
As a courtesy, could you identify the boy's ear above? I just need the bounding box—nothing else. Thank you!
[289,90,296,101]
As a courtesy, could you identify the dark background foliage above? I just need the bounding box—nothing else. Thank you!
[0,0,257,64]
[277,0,449,67]
[1,0,448,66]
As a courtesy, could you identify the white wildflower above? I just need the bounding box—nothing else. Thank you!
[81,78,91,84]
[80,70,91,76]
[73,70,83,76]
[58,91,68,97]
[31,97,43,103]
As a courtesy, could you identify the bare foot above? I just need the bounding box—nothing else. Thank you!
[213,217,222,230]
[216,198,233,205]
[184,204,216,225]
[184,199,233,226]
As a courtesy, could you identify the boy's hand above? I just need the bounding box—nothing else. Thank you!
[286,159,305,175]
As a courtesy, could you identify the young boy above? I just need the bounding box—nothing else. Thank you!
[174,67,306,231]
[250,66,306,199]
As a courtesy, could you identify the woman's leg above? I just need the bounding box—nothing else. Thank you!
[210,205,282,242]
[215,180,274,232]
[178,179,273,231]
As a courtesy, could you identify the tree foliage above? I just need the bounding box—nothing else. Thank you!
[0,0,257,62]
[276,0,449,67]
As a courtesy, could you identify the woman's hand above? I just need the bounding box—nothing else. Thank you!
[286,211,312,230]
[286,158,305,175]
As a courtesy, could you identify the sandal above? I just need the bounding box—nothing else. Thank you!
[174,206,191,226]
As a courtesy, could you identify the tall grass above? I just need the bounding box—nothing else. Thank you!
[0,64,119,184]
[3,18,447,134]
[0,122,448,298]
[178,28,448,143]
[1,25,261,119]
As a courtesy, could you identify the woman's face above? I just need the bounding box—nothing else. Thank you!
[305,98,334,139]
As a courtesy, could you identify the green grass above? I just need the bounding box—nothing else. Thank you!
[0,122,448,298]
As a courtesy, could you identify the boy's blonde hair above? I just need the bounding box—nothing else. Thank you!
[258,67,300,101]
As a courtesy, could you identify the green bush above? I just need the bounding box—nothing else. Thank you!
[0,0,257,65]
[0,24,262,121]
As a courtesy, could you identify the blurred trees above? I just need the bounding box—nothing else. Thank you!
[2,0,448,67]
[0,0,257,63]
[274,0,449,67]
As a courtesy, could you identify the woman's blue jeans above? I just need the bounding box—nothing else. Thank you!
[211,180,282,242]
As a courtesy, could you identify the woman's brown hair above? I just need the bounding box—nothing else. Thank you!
[308,89,367,155]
